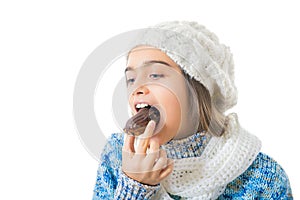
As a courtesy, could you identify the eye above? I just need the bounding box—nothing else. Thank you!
[126,78,135,85]
[149,74,164,80]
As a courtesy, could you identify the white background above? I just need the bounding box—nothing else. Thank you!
[1,0,299,199]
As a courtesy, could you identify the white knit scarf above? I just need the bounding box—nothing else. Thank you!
[153,113,262,200]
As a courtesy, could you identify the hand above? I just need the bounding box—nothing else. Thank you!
[122,120,174,186]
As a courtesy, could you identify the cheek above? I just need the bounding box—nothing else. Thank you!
[128,96,134,112]
[154,91,182,144]
[155,88,182,128]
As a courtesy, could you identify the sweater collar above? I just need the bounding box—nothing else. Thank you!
[161,131,212,159]
[155,113,262,199]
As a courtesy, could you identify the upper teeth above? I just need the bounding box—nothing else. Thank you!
[136,103,149,109]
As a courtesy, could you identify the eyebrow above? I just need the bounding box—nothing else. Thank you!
[124,60,172,73]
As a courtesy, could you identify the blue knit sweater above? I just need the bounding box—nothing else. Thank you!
[92,132,293,199]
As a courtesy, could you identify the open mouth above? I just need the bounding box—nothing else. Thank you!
[135,103,151,112]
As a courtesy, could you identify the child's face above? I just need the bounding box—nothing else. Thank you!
[125,46,188,145]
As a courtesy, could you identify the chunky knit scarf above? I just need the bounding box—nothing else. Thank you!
[154,113,261,199]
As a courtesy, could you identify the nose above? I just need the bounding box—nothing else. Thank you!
[134,85,149,96]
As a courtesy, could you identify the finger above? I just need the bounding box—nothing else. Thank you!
[148,138,160,153]
[143,150,159,169]
[145,138,160,167]
[139,120,156,139]
[123,134,135,153]
[159,159,174,179]
[153,150,168,171]
[135,120,156,154]
[142,138,160,171]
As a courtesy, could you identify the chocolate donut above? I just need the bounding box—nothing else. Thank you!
[123,106,160,136]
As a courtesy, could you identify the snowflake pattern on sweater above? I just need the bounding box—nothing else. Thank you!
[92,133,293,199]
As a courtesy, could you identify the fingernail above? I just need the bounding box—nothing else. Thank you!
[150,120,155,128]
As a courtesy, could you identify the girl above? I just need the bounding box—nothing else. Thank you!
[92,21,293,199]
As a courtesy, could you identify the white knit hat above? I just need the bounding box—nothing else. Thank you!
[135,21,238,112]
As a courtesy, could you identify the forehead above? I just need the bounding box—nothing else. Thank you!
[127,46,181,72]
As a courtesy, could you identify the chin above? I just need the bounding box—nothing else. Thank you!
[151,127,174,146]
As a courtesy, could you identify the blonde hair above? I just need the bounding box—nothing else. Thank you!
[183,72,227,137]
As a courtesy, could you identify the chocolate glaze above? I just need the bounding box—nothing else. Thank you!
[123,106,160,136]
